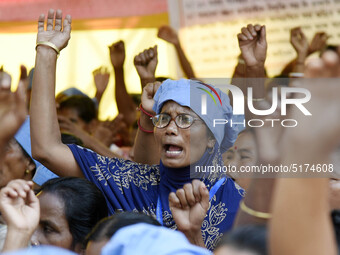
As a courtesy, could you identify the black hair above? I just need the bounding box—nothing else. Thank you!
[61,132,84,146]
[84,211,160,245]
[129,93,141,106]
[155,76,170,83]
[331,210,340,254]
[320,45,339,57]
[216,225,267,255]
[37,177,108,249]
[59,95,97,123]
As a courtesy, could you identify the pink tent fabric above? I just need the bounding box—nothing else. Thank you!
[0,0,168,21]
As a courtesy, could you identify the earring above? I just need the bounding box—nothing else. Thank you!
[208,146,215,155]
[31,241,39,246]
[25,169,30,174]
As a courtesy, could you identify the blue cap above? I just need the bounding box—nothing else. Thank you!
[15,116,58,185]
[60,87,88,97]
[102,223,211,255]
[2,246,76,255]
[58,87,99,109]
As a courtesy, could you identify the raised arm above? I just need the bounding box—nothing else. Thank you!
[109,41,137,127]
[0,180,39,252]
[157,25,196,79]
[236,24,267,121]
[234,124,280,226]
[134,45,158,88]
[238,24,267,78]
[289,27,309,74]
[281,30,328,77]
[270,51,340,255]
[0,71,27,167]
[30,9,82,177]
[133,82,161,164]
[133,46,160,164]
[233,25,280,227]
[93,66,110,105]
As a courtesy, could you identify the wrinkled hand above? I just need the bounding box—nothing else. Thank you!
[141,81,161,114]
[36,9,71,52]
[309,32,329,54]
[93,67,110,95]
[157,25,179,45]
[169,180,209,233]
[108,114,127,141]
[58,115,89,138]
[0,71,27,143]
[92,114,127,147]
[92,121,113,147]
[134,46,158,81]
[109,40,126,68]
[0,180,39,233]
[290,27,309,57]
[284,51,340,154]
[238,24,267,68]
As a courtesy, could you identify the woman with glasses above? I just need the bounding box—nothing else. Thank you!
[30,10,244,251]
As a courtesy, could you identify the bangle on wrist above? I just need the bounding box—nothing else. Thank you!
[238,58,245,65]
[36,41,60,57]
[251,97,265,102]
[295,57,306,65]
[240,200,271,219]
[138,104,154,117]
[137,118,154,133]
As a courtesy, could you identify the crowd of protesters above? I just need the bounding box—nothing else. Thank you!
[0,8,340,255]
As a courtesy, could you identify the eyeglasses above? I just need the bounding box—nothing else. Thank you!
[151,113,202,129]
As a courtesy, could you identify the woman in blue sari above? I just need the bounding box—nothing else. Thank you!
[30,9,244,250]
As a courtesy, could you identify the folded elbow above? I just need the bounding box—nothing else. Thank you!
[31,146,49,164]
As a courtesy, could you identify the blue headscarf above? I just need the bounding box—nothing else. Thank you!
[153,79,245,239]
[153,79,244,153]
[15,116,58,185]
[102,223,211,255]
[1,246,76,255]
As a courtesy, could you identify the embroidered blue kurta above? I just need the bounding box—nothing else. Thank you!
[67,144,244,250]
